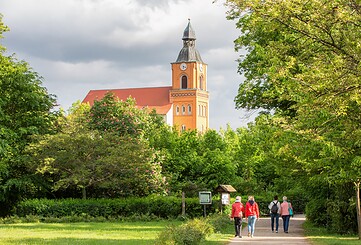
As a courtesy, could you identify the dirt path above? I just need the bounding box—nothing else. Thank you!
[227,214,310,244]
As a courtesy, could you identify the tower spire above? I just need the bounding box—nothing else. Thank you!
[182,18,196,40]
[176,20,203,62]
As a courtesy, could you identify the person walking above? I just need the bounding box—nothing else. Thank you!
[230,196,244,238]
[280,196,293,233]
[245,196,260,238]
[268,195,281,233]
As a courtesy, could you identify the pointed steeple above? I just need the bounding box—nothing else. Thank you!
[182,19,196,40]
[176,19,203,63]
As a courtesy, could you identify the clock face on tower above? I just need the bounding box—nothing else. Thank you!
[180,63,187,71]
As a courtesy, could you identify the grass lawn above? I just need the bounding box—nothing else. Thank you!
[0,221,233,245]
[304,221,361,245]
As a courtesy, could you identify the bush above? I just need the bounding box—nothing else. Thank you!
[305,198,328,226]
[155,218,213,245]
[155,224,176,245]
[305,183,357,234]
[13,196,219,220]
[207,213,233,233]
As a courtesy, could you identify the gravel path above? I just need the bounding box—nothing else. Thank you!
[227,214,310,245]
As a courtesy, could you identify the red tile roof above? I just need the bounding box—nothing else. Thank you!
[82,86,172,115]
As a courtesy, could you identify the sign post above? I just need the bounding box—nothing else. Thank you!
[221,192,230,205]
[214,185,237,214]
[199,191,212,217]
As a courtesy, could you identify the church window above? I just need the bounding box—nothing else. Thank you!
[188,104,192,115]
[181,75,188,89]
[182,105,186,115]
[176,106,180,115]
[199,76,203,90]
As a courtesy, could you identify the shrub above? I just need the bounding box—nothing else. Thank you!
[155,218,213,245]
[326,198,357,234]
[305,186,357,234]
[207,213,232,233]
[305,198,328,226]
[13,196,219,220]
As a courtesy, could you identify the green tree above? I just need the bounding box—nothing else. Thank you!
[226,0,361,235]
[161,130,203,194]
[88,92,167,140]
[161,129,240,196]
[28,130,167,199]
[198,130,236,189]
[27,102,167,199]
[0,15,59,214]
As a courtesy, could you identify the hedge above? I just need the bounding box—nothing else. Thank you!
[13,195,306,219]
[13,196,219,219]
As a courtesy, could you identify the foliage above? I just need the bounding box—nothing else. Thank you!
[89,93,142,136]
[27,130,167,199]
[198,130,236,188]
[161,129,239,195]
[232,116,280,194]
[88,92,168,141]
[227,0,361,114]
[207,213,233,233]
[0,15,59,215]
[13,197,220,219]
[226,0,361,233]
[156,218,214,245]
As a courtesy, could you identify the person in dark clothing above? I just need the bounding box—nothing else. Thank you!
[268,195,281,233]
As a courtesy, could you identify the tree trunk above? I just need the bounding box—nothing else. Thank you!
[355,180,361,240]
[182,192,185,216]
[82,187,87,200]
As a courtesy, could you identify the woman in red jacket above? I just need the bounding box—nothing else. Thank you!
[245,195,260,238]
[230,196,244,238]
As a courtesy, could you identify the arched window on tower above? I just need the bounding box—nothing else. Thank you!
[188,104,192,115]
[181,75,188,89]
[176,105,180,115]
[182,105,186,115]
[199,76,203,90]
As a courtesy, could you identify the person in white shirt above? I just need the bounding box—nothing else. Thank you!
[268,195,281,233]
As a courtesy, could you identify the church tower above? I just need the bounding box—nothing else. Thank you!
[170,20,209,132]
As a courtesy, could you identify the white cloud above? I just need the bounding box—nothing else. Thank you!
[0,0,253,129]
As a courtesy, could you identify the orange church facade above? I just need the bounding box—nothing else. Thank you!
[83,20,209,132]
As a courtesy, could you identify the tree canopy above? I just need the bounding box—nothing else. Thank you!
[26,98,169,199]
[226,0,361,235]
[0,15,59,213]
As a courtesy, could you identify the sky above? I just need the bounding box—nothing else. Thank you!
[0,0,256,130]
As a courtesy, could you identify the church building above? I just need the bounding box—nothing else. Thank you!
[82,20,209,132]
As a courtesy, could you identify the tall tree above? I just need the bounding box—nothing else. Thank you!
[27,102,168,199]
[0,15,59,214]
[29,131,167,199]
[88,92,167,140]
[226,0,361,235]
[198,129,236,189]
